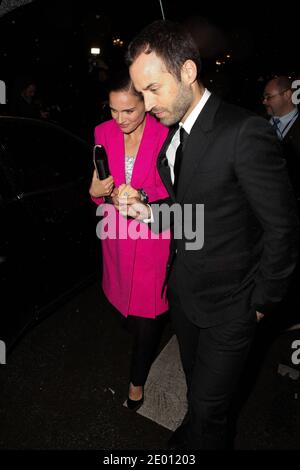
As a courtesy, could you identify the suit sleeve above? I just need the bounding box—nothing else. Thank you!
[235,116,300,314]
[147,196,174,233]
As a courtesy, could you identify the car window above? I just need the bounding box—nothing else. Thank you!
[0,119,92,193]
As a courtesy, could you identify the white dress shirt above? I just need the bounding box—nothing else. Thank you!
[270,107,299,140]
[144,88,211,222]
[167,88,211,183]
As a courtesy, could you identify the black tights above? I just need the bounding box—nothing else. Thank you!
[126,314,167,386]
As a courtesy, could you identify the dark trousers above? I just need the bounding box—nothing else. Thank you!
[168,277,257,449]
[126,314,167,386]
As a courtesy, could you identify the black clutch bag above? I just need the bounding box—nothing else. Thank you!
[93,144,113,203]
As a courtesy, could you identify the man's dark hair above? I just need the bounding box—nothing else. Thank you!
[273,75,293,92]
[126,20,202,82]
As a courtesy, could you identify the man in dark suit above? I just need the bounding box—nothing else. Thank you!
[115,20,299,449]
[262,76,300,321]
[263,75,300,198]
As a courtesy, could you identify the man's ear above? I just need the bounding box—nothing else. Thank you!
[285,89,293,101]
[181,60,198,84]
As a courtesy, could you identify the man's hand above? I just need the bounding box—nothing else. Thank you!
[127,200,151,220]
[111,187,120,208]
[118,194,151,221]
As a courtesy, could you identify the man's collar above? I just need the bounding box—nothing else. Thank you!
[180,89,211,135]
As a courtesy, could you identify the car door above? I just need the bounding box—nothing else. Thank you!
[0,140,38,349]
[0,117,99,349]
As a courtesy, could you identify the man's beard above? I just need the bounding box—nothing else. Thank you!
[160,82,193,126]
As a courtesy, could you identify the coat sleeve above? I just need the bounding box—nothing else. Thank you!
[234,115,300,314]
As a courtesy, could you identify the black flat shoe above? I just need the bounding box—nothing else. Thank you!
[126,395,144,411]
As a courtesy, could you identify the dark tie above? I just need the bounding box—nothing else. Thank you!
[272,117,282,139]
[173,126,188,193]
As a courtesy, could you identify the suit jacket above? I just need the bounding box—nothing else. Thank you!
[152,93,300,327]
[92,113,170,318]
[281,114,300,198]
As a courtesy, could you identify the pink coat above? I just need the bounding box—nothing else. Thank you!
[92,113,171,318]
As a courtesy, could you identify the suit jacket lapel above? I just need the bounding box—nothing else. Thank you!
[176,93,221,201]
[157,125,177,198]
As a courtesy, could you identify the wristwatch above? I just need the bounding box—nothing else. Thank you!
[137,188,149,204]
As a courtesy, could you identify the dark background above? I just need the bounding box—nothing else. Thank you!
[0,0,299,140]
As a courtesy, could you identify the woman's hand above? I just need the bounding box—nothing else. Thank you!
[117,184,140,216]
[114,184,150,220]
[89,170,114,198]
[117,184,139,199]
[111,187,120,208]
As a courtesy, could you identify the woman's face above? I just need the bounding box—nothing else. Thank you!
[109,90,146,134]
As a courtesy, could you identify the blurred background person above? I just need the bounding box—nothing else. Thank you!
[263,75,300,198]
[263,75,300,328]
[10,76,49,119]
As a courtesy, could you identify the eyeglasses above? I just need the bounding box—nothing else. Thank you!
[262,88,290,102]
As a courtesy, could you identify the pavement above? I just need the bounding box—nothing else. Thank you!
[0,279,299,451]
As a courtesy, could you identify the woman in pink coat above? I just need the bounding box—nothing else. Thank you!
[89,70,170,410]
